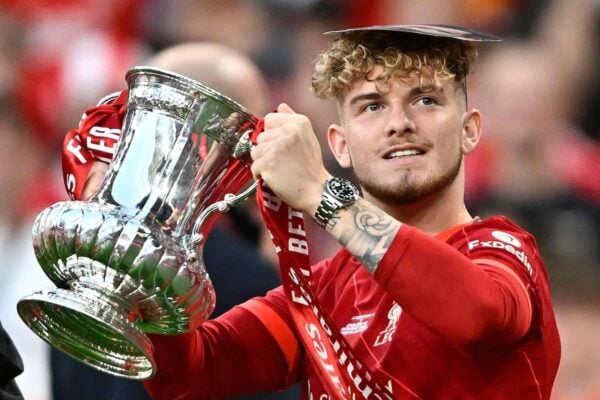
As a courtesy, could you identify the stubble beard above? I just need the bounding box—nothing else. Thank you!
[355,151,463,205]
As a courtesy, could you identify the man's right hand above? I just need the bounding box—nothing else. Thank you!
[81,161,109,201]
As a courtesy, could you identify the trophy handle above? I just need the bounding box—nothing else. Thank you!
[188,180,259,247]
[187,118,261,249]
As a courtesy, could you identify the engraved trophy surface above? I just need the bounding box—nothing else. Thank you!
[17,67,259,379]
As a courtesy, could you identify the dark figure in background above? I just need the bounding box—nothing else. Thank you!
[0,321,24,400]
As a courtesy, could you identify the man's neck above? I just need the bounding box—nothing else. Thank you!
[365,182,473,236]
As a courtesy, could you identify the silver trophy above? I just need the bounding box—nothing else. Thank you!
[17,67,260,379]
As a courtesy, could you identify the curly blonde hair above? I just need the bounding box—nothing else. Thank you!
[311,32,478,100]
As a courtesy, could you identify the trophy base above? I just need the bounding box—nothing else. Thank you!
[17,284,156,379]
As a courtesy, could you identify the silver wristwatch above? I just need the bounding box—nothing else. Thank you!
[313,177,360,228]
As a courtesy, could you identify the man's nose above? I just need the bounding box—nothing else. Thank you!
[385,106,416,137]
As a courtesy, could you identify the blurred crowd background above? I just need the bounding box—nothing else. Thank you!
[0,0,598,399]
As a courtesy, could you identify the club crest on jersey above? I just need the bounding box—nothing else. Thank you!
[374,303,401,347]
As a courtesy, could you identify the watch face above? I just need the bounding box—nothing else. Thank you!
[327,178,359,203]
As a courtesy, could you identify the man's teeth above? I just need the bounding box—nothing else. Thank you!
[388,149,422,158]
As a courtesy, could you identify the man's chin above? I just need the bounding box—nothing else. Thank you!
[360,182,430,205]
[357,157,462,206]
[377,190,431,205]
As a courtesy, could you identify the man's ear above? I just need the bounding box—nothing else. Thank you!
[327,124,352,168]
[461,109,482,155]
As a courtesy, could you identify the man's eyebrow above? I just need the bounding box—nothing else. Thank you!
[348,92,383,107]
[409,85,445,97]
[348,85,447,107]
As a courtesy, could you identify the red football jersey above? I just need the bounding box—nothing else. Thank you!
[144,216,560,400]
[299,216,560,399]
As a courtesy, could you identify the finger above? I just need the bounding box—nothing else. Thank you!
[255,124,278,144]
[252,126,290,158]
[263,110,306,130]
[81,161,109,200]
[250,157,264,180]
[255,124,294,145]
[263,112,291,130]
[277,103,296,114]
[250,140,268,160]
[81,173,103,201]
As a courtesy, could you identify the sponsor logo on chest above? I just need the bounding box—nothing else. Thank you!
[339,303,402,348]
[340,313,374,335]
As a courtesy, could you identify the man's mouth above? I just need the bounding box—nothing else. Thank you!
[384,148,426,159]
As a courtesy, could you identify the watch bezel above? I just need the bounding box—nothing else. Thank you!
[325,177,360,205]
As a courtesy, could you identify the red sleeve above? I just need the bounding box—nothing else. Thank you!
[373,224,532,348]
[62,91,128,200]
[144,287,302,399]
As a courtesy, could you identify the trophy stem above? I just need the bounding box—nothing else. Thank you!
[17,281,156,379]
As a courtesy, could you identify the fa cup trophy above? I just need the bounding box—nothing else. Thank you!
[17,67,260,379]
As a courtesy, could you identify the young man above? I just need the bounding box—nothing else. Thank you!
[66,26,561,399]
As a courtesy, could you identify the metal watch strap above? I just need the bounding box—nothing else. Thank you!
[314,191,343,228]
[313,178,359,228]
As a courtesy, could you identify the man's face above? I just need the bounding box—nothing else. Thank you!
[330,66,472,205]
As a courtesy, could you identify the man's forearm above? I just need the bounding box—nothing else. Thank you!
[324,198,402,274]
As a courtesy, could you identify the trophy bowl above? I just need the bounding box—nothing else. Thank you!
[17,67,259,379]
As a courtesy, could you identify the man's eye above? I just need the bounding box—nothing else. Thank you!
[417,97,437,106]
[363,103,382,112]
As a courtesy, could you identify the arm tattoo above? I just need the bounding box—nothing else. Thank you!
[327,200,401,274]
